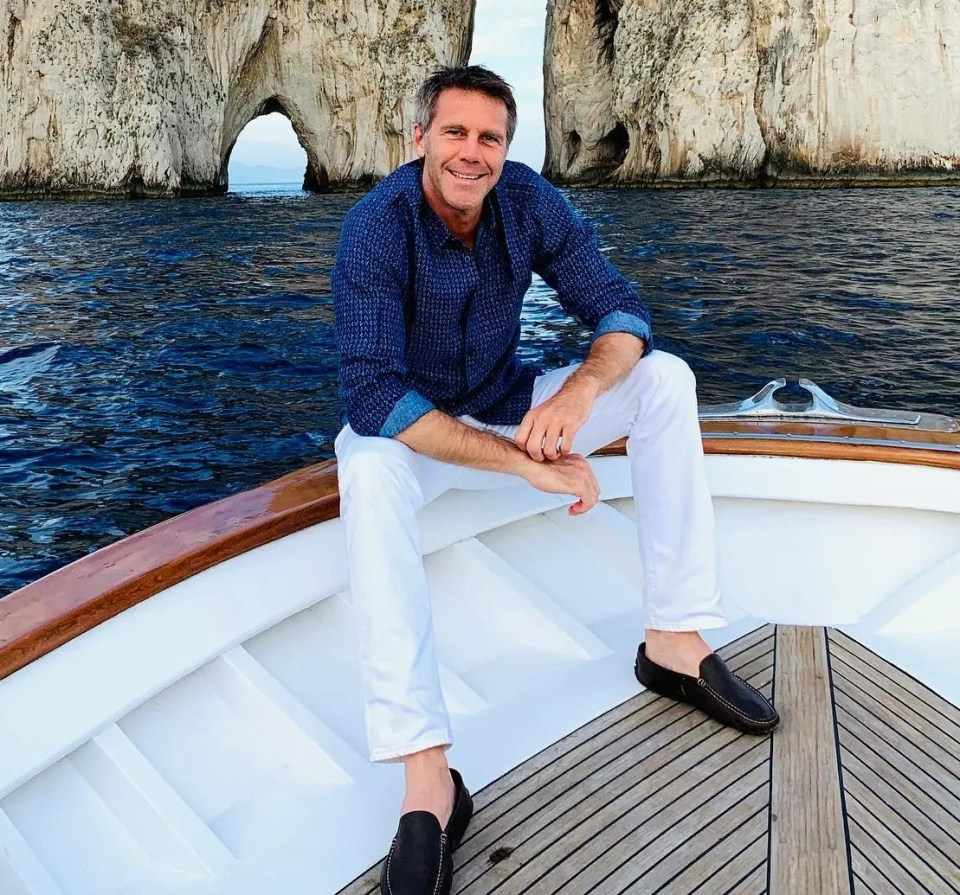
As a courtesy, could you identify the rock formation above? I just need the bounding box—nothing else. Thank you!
[544,0,960,186]
[1,0,474,198]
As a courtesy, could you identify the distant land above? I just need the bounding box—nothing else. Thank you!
[228,161,304,185]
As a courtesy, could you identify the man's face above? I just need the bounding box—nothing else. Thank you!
[414,88,510,221]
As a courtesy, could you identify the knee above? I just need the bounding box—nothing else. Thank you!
[337,436,424,510]
[637,351,698,407]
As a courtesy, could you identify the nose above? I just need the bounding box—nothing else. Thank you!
[459,135,482,163]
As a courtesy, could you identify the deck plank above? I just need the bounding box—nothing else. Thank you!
[457,646,773,865]
[840,750,960,866]
[470,740,769,895]
[650,811,768,894]
[470,627,773,807]
[769,626,851,894]
[618,784,769,894]
[844,787,960,893]
[836,716,960,848]
[455,704,709,881]
[455,714,757,891]
[456,670,773,881]
[847,816,948,895]
[723,862,767,895]
[455,634,774,895]
[830,632,960,895]
[335,628,775,895]
[834,692,960,818]
[454,667,773,890]
[339,625,960,894]
[850,847,903,895]
[829,657,960,775]
[464,630,774,839]
[560,768,769,895]
[456,700,696,865]
[828,631,960,734]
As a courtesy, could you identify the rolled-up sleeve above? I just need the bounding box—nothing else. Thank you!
[532,184,653,354]
[332,205,434,438]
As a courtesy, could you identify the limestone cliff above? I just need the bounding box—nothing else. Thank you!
[1,0,474,198]
[545,0,960,186]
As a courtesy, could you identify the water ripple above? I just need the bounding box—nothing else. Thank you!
[0,343,61,390]
[2,185,960,594]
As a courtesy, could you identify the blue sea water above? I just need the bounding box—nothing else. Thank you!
[2,182,959,595]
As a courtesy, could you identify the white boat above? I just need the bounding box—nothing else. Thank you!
[1,380,958,895]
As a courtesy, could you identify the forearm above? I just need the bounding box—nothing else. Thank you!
[397,408,601,515]
[564,332,645,401]
[396,409,536,477]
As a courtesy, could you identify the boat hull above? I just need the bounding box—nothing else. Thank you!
[0,450,958,894]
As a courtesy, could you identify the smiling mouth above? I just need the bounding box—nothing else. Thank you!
[449,171,483,181]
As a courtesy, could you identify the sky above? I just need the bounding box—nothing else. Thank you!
[228,0,547,180]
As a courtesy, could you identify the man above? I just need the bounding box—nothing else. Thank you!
[332,65,778,895]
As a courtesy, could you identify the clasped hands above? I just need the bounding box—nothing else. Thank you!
[513,383,600,516]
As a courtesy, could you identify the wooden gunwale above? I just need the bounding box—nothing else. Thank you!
[2,419,959,682]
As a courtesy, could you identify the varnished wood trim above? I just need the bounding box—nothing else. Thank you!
[699,419,960,445]
[3,420,960,681]
[770,626,852,894]
[0,461,340,681]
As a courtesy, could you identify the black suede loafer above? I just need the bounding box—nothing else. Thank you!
[380,768,474,895]
[635,644,780,735]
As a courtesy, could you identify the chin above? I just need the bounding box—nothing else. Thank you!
[443,187,484,210]
[444,197,480,213]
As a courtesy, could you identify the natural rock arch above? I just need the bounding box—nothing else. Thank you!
[1,1,475,199]
[223,97,319,191]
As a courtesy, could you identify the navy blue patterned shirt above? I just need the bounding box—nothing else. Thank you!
[332,159,653,438]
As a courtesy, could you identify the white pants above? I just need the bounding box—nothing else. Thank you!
[335,350,725,762]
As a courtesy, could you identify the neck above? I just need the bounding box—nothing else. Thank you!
[427,199,482,249]
[443,209,481,250]
[421,171,483,250]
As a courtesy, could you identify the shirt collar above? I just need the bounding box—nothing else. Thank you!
[420,199,455,251]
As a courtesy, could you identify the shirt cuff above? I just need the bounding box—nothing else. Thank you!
[380,390,436,438]
[593,311,653,353]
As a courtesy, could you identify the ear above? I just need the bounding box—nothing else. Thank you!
[413,124,427,159]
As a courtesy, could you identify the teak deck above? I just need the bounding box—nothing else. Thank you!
[338,626,960,895]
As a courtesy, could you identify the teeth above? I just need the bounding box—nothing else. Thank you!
[450,171,481,180]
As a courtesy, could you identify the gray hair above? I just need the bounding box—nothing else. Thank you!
[414,65,518,145]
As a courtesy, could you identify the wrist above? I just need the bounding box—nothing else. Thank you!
[569,368,603,402]
[507,443,539,479]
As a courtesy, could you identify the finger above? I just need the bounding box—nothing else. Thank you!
[571,466,598,514]
[559,422,581,455]
[526,423,546,462]
[585,474,601,511]
[543,421,563,460]
[568,498,585,516]
[515,412,534,448]
[575,482,598,514]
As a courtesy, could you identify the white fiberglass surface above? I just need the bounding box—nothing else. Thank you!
[717,498,960,626]
[243,594,371,756]
[0,453,958,895]
[3,759,171,895]
[607,495,960,629]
